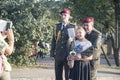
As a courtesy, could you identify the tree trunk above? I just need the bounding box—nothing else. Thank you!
[113,0,120,66]
[107,39,113,55]
[113,48,120,66]
[111,36,120,66]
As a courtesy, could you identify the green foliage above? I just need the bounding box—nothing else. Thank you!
[0,0,119,66]
[0,0,63,66]
[67,0,120,39]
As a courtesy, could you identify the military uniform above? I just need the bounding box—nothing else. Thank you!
[85,28,102,80]
[50,23,75,80]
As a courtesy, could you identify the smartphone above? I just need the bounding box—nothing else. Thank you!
[0,20,12,32]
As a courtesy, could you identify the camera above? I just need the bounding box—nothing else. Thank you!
[0,20,12,32]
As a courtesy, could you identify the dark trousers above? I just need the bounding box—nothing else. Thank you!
[55,60,69,80]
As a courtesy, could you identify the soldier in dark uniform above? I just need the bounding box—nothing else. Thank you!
[50,8,75,80]
[82,17,102,80]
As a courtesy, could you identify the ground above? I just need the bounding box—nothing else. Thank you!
[11,55,120,80]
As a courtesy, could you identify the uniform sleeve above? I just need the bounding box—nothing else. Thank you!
[92,32,102,59]
[93,32,102,49]
[50,28,56,57]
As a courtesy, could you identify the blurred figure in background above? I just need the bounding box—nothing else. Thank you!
[37,39,46,59]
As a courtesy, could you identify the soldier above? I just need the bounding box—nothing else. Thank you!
[50,8,75,80]
[82,17,102,80]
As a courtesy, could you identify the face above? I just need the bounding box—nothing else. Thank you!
[61,13,70,23]
[76,27,86,40]
[83,22,94,33]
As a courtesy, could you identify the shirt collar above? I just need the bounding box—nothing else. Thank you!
[62,22,67,27]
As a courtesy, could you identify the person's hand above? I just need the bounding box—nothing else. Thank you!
[74,54,81,60]
[3,29,14,55]
[67,55,75,61]
[6,29,14,42]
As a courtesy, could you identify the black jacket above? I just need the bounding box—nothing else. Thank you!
[85,28,102,59]
[50,23,75,61]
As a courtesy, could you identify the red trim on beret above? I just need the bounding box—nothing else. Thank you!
[60,8,71,14]
[82,17,94,23]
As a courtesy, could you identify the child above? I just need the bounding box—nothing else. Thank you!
[69,27,93,80]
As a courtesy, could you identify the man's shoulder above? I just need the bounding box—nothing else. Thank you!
[69,23,75,26]
[55,23,62,29]
[53,23,61,30]
[67,23,75,28]
[92,28,102,36]
[56,23,62,26]
[55,23,75,28]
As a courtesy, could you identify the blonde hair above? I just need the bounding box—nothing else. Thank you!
[76,26,86,33]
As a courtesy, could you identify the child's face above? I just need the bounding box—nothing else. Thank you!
[76,28,86,40]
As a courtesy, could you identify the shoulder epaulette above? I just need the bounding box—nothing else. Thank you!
[94,28,102,35]
[69,23,75,26]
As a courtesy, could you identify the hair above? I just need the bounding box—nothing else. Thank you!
[76,26,86,33]
[75,27,86,40]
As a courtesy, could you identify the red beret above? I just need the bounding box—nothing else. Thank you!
[60,8,71,14]
[82,17,94,23]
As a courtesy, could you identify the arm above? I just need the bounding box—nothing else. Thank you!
[50,28,56,57]
[5,29,14,55]
[80,55,93,61]
[80,46,94,58]
[93,33,102,49]
[74,53,93,61]
[92,31,102,59]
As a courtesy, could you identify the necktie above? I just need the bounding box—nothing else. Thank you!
[61,24,65,30]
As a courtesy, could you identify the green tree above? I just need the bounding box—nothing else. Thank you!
[0,0,63,66]
[67,0,120,66]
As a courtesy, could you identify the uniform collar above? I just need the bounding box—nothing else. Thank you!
[61,22,68,30]
[62,22,67,27]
